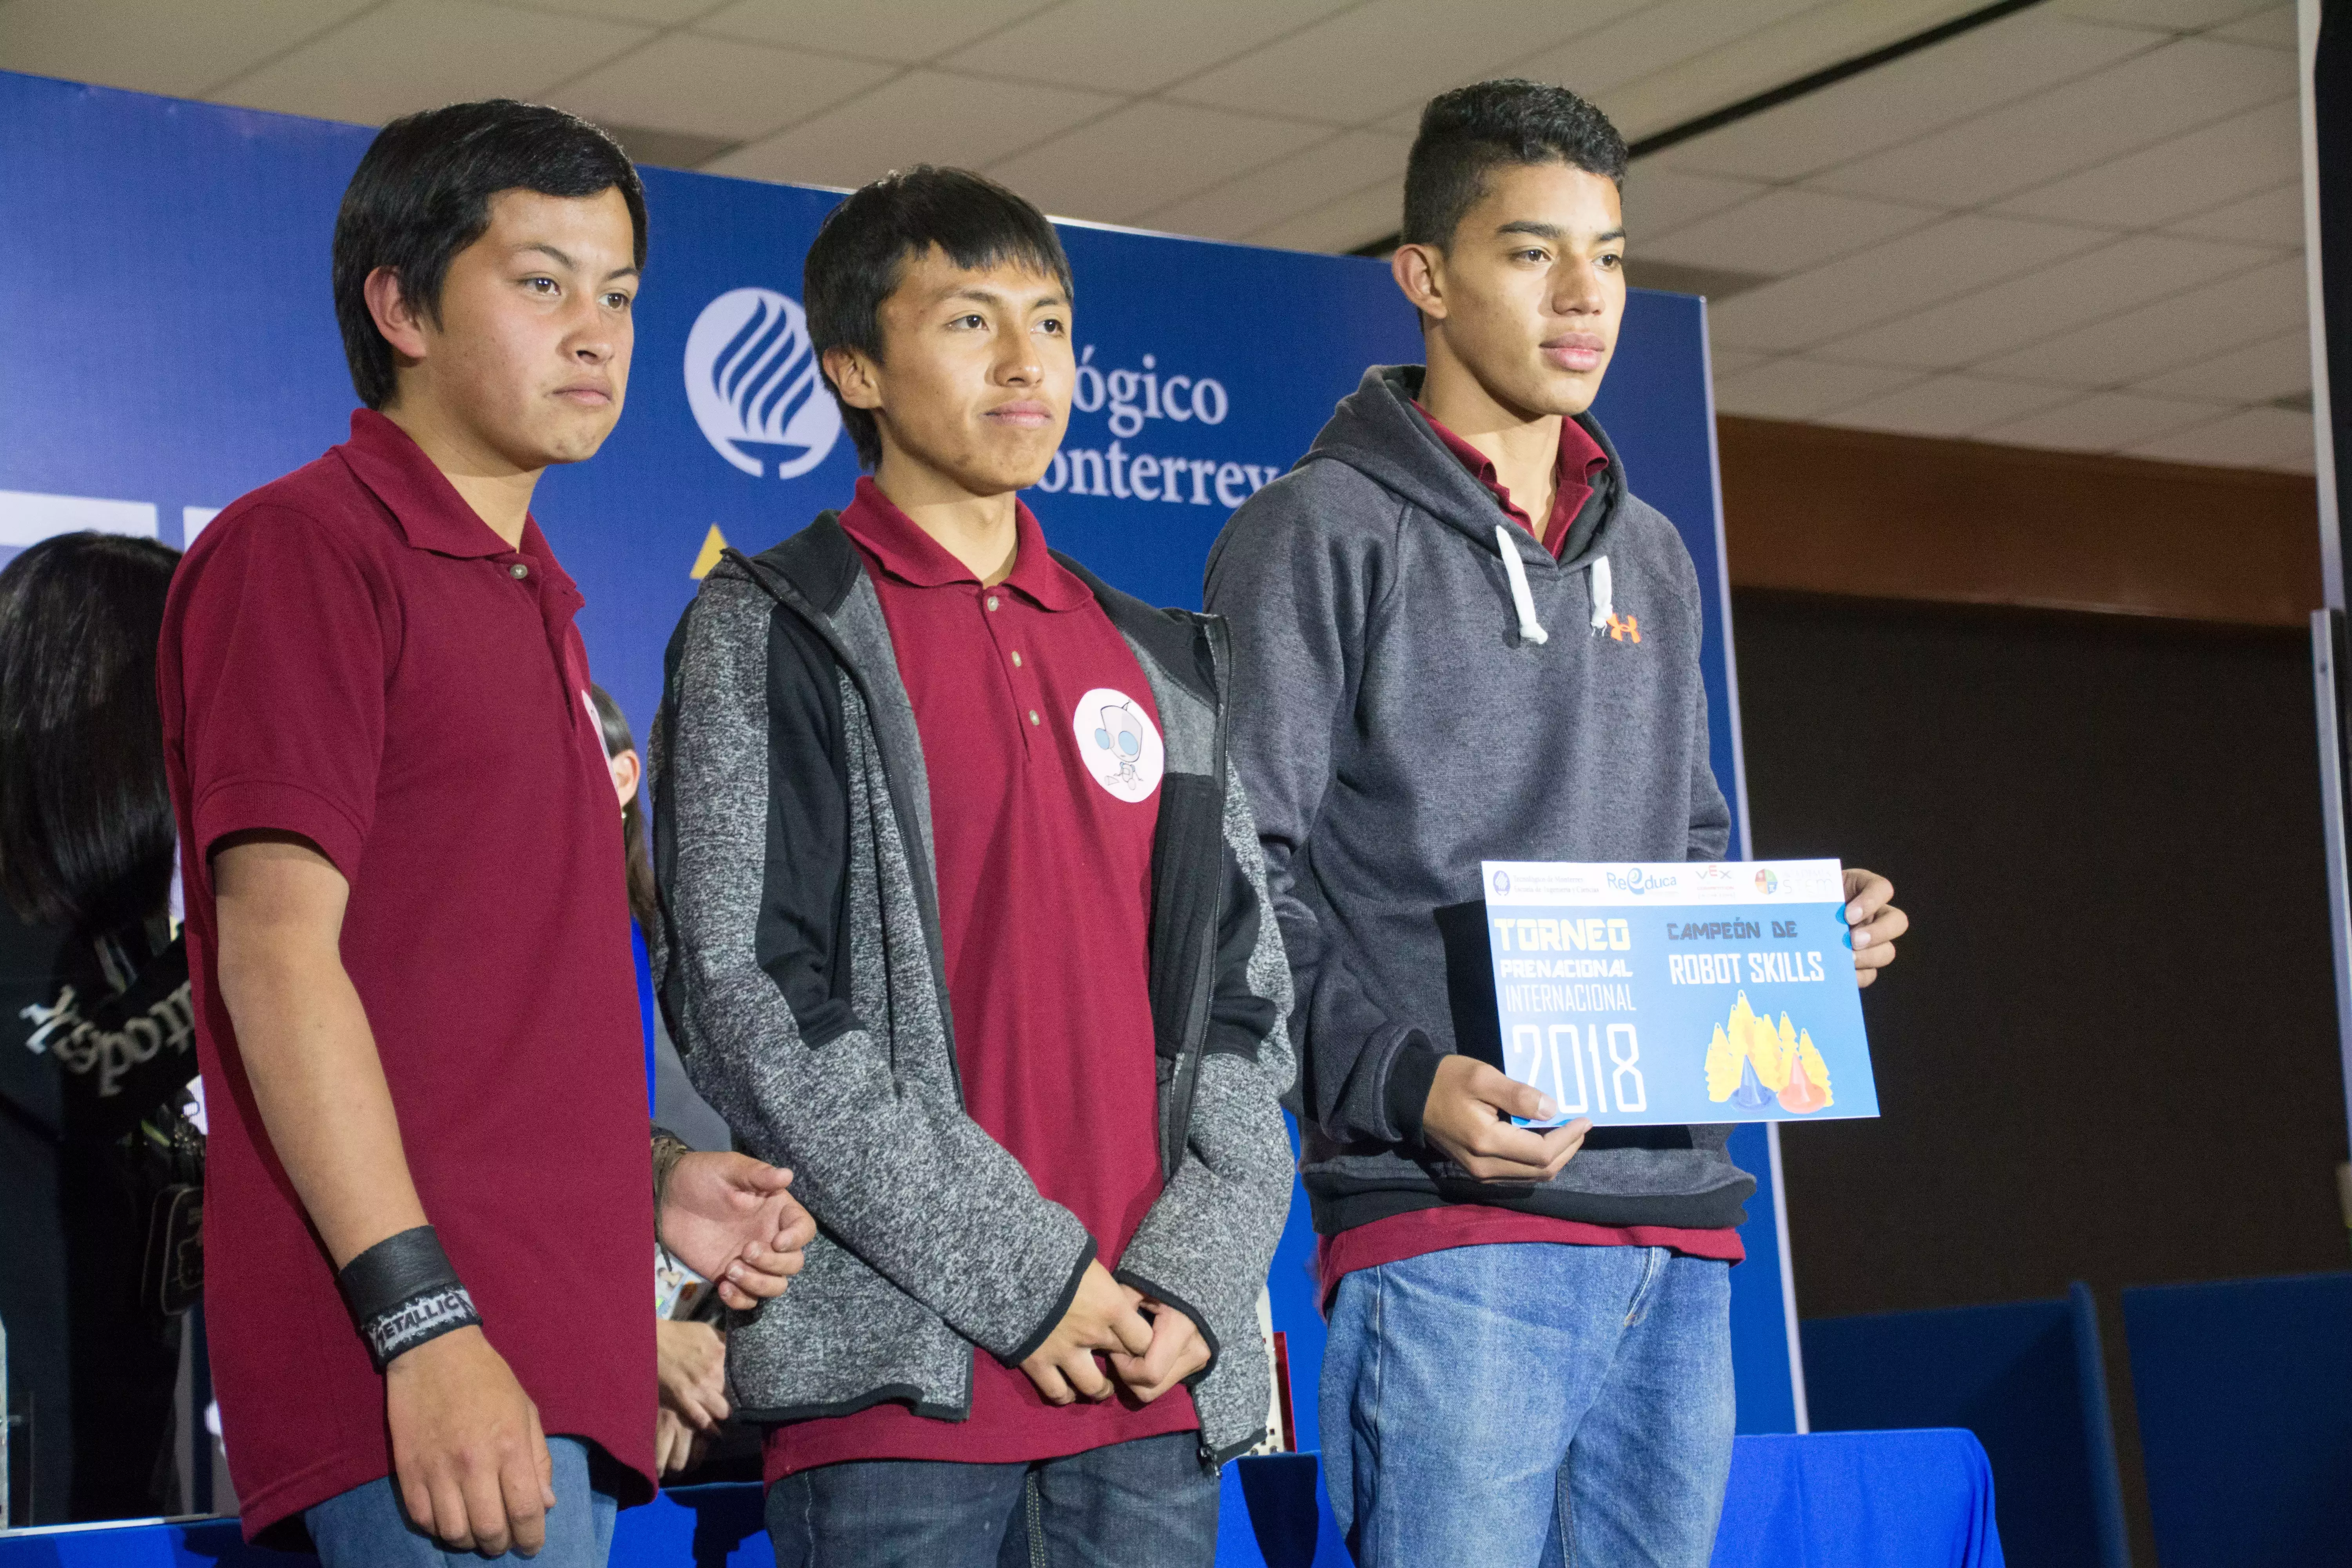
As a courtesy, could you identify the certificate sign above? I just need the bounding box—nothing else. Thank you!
[1482,859,1880,1127]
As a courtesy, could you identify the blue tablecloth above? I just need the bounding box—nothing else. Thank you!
[0,1430,2000,1567]
[1709,1432,2003,1568]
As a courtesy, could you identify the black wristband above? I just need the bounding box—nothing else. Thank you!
[336,1226,481,1372]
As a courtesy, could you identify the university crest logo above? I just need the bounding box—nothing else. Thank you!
[684,287,840,479]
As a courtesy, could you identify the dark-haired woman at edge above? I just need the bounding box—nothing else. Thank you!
[586,684,752,1485]
[0,530,203,1523]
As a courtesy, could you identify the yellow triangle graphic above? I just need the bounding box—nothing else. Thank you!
[690,524,729,580]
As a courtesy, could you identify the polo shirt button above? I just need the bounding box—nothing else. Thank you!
[1011,652,1023,667]
[985,595,1000,612]
[509,563,529,580]
[1028,710,1040,725]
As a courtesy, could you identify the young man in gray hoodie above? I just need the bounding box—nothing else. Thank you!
[1206,81,1907,1567]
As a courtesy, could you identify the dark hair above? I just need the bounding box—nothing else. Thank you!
[1403,80,1628,251]
[333,100,647,410]
[804,165,1073,469]
[586,684,656,935]
[0,533,181,933]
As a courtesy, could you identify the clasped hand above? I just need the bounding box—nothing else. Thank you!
[1019,1259,1209,1407]
[658,1151,818,1310]
[655,1318,727,1477]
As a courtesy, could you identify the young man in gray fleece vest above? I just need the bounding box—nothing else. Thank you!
[656,167,1296,1568]
[1207,81,1908,1567]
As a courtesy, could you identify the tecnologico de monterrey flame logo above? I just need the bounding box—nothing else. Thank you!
[683,287,841,479]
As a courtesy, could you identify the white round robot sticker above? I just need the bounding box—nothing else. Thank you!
[1071,688,1164,802]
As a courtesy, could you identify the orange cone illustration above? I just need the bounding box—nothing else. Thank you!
[1777,1051,1828,1113]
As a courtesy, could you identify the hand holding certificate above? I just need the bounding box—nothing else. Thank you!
[1484,858,1881,1127]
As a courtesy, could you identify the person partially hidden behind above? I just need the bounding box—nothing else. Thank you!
[157,100,809,1566]
[655,167,1295,1567]
[1208,80,1909,1568]
[0,531,198,1522]
[585,681,747,1483]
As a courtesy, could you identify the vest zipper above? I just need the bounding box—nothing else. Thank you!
[1161,613,1228,1180]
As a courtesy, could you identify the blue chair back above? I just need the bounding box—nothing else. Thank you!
[1800,1283,2126,1568]
[2122,1270,2352,1568]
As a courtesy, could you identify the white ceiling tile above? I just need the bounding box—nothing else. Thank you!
[1821,372,2081,438]
[0,0,374,98]
[986,101,1327,224]
[1975,388,2222,451]
[1624,166,1769,241]
[1135,130,1407,242]
[944,0,1356,93]
[1651,12,2151,181]
[1248,177,1406,254]
[1818,234,2279,370]
[1971,252,2307,383]
[2167,180,2306,247]
[1165,0,1624,126]
[2210,5,2298,48]
[1706,214,2110,353]
[706,69,1119,188]
[1593,0,2006,144]
[1709,347,1769,380]
[555,31,892,142]
[1992,97,2299,227]
[2042,0,2278,31]
[1710,357,1923,421]
[2122,404,2314,470]
[1808,36,2295,208]
[1643,188,1941,278]
[1510,0,1817,102]
[213,0,651,123]
[2132,328,2311,403]
[525,0,719,21]
[695,0,1058,65]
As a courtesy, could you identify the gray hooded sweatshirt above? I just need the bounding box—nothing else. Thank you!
[1205,365,1754,1235]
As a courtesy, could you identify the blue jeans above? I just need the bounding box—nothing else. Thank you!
[765,1431,1219,1568]
[305,1436,618,1568]
[1322,1243,1735,1568]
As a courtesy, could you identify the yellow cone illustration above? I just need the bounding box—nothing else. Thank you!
[1705,991,1831,1112]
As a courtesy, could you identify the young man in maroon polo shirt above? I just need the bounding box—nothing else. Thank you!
[655,167,1296,1567]
[1209,81,1911,1566]
[158,101,811,1565]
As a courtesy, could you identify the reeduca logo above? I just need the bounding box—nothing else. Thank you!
[684,287,840,479]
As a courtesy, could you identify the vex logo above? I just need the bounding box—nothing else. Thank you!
[684,287,840,479]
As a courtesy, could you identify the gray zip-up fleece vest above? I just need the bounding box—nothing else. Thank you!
[652,514,1297,1466]
[1205,365,1754,1236]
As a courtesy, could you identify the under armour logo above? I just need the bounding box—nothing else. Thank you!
[1606,614,1641,644]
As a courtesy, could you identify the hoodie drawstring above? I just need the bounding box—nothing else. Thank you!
[1496,526,1614,646]
[1495,525,1549,644]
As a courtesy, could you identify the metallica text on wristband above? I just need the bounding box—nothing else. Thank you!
[336,1225,482,1372]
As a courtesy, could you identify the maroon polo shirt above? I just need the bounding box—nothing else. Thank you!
[1319,405,1740,1305]
[158,410,655,1538]
[1414,401,1609,558]
[765,477,1195,1477]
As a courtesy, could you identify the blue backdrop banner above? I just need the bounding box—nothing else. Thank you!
[0,67,1798,1437]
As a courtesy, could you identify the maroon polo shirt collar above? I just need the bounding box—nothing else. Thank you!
[330,408,586,731]
[1414,401,1608,558]
[334,409,575,591]
[841,474,1091,613]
